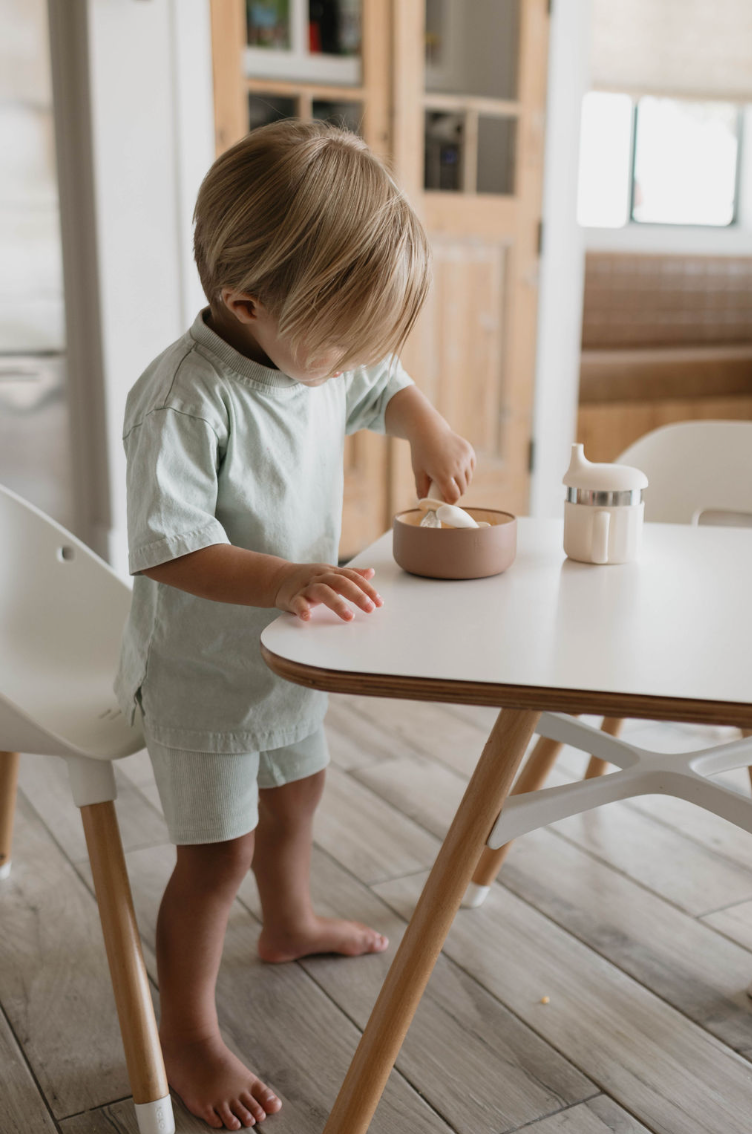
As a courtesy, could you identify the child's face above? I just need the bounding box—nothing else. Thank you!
[218,289,350,386]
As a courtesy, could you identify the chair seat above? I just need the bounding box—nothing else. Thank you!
[0,674,143,761]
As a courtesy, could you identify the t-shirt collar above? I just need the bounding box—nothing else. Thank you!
[190,308,299,390]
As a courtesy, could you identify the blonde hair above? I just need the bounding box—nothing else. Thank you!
[193,119,431,371]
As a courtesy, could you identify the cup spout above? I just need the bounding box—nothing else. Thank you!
[565,443,588,480]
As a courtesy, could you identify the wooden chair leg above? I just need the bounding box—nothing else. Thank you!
[742,731,752,792]
[0,751,20,879]
[81,800,174,1134]
[470,734,564,893]
[322,707,540,1134]
[584,716,624,779]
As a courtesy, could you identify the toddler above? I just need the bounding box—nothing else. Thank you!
[115,119,475,1130]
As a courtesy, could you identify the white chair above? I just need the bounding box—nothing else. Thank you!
[466,420,752,907]
[0,483,174,1134]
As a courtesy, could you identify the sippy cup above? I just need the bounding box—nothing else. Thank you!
[563,444,648,565]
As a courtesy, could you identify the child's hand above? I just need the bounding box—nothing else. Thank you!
[275,562,383,622]
[411,424,476,505]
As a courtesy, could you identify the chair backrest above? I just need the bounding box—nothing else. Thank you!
[0,483,140,758]
[618,421,752,525]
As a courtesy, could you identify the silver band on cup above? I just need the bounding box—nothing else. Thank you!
[566,488,644,507]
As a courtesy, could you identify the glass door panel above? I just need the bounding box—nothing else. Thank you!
[425,0,519,101]
[476,116,516,195]
[312,99,364,134]
[248,93,299,130]
[245,0,362,85]
[424,111,464,191]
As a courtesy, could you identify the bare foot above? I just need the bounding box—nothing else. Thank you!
[257,915,389,963]
[160,1031,282,1129]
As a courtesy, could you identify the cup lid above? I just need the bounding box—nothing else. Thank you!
[563,444,648,492]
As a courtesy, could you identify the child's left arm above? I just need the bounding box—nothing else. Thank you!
[384,383,475,505]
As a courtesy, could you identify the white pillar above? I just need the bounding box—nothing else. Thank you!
[530,0,592,517]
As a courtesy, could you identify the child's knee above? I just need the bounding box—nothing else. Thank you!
[175,829,255,888]
[259,769,326,824]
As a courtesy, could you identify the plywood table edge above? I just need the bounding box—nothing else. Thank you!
[260,643,752,730]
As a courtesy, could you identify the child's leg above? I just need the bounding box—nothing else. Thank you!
[252,769,389,963]
[157,833,282,1130]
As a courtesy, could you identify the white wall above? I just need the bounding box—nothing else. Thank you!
[54,0,214,574]
[530,0,592,517]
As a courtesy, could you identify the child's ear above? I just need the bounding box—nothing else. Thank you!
[220,288,263,325]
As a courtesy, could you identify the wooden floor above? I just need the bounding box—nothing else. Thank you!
[4,697,752,1133]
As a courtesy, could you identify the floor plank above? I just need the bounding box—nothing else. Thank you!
[334,695,494,777]
[374,871,752,1134]
[703,900,752,953]
[522,1095,653,1133]
[312,762,441,885]
[116,745,156,790]
[0,793,139,1117]
[237,847,597,1134]
[353,751,468,838]
[0,1005,58,1134]
[501,826,752,1051]
[325,695,412,770]
[552,799,752,916]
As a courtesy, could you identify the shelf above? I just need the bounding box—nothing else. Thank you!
[244,46,360,87]
[247,77,365,100]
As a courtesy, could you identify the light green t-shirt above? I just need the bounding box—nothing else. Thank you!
[114,309,413,752]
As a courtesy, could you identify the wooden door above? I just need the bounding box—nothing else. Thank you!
[209,0,549,553]
[390,0,550,518]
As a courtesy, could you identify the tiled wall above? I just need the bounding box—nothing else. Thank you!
[582,253,752,350]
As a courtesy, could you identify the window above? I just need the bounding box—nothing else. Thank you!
[577,92,742,229]
[577,92,633,228]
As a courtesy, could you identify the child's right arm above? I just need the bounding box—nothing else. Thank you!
[142,545,382,622]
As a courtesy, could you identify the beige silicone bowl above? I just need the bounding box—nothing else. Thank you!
[393,508,517,580]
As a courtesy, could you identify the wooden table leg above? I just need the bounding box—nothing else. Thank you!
[81,800,174,1134]
[471,733,563,891]
[322,707,540,1134]
[585,716,623,779]
[0,751,20,880]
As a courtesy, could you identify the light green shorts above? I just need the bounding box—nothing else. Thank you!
[143,727,330,846]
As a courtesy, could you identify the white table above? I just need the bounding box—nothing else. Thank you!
[261,518,752,1134]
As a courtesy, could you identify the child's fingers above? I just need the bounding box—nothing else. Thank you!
[437,476,461,503]
[305,582,356,621]
[322,575,377,613]
[415,472,431,500]
[339,568,382,604]
[289,594,312,620]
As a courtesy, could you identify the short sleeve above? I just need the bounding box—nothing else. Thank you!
[124,407,230,575]
[344,356,414,436]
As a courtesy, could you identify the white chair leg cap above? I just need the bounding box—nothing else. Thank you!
[462,882,490,909]
[135,1095,175,1134]
[0,861,11,880]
